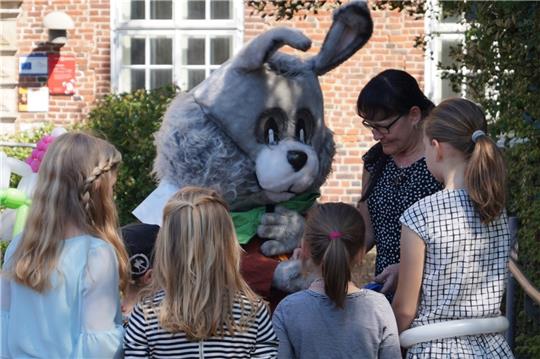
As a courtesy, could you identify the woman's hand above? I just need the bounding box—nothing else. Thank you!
[374,263,400,294]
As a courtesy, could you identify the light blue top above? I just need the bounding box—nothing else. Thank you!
[1,234,124,359]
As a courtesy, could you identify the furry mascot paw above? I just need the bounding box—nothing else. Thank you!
[258,206,305,257]
[134,0,373,307]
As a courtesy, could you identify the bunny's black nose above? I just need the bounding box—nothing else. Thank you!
[287,150,308,172]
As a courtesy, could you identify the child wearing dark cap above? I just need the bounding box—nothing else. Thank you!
[120,223,159,322]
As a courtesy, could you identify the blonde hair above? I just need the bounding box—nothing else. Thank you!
[9,132,130,293]
[303,203,365,308]
[424,98,507,223]
[146,186,259,340]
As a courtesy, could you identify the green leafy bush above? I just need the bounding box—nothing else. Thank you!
[85,86,178,225]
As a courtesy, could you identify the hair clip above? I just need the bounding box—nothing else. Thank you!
[329,231,342,240]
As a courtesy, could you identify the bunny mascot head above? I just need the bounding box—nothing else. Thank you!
[134,1,373,305]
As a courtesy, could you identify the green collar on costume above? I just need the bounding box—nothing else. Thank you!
[231,192,320,245]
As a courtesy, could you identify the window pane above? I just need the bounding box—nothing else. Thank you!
[211,0,231,19]
[210,36,231,65]
[440,39,461,68]
[120,68,145,92]
[121,0,144,20]
[441,77,460,100]
[150,69,173,89]
[150,0,172,19]
[439,1,462,24]
[122,37,145,65]
[181,37,205,65]
[150,38,172,65]
[185,0,205,19]
[188,69,205,90]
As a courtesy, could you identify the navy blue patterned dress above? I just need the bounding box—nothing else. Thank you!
[365,151,442,276]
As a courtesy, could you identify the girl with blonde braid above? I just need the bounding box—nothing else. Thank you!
[1,133,129,358]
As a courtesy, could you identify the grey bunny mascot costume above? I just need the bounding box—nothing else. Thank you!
[134,1,373,308]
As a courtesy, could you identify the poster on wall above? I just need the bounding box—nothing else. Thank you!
[18,87,49,112]
[19,53,48,76]
[48,54,76,95]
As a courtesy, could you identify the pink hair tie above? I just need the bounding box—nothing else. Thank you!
[329,231,342,240]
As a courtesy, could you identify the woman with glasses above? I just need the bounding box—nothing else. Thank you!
[356,69,442,299]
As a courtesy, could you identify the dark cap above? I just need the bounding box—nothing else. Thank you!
[121,223,160,279]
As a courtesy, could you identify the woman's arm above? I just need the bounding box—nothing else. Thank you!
[392,225,425,333]
[358,168,375,253]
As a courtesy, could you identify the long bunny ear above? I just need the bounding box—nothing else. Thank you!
[233,27,312,72]
[310,0,373,76]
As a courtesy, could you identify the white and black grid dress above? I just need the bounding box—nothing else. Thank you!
[400,189,513,358]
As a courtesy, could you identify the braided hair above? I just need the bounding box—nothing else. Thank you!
[9,132,130,293]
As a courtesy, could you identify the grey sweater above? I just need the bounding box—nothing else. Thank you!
[272,289,401,359]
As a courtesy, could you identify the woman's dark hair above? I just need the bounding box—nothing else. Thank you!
[357,69,434,123]
[304,203,365,308]
[357,69,435,202]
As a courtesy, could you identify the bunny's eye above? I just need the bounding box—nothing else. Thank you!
[265,118,280,145]
[295,109,314,145]
[256,108,287,145]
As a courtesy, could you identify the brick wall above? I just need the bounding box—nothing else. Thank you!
[13,0,110,131]
[244,5,425,205]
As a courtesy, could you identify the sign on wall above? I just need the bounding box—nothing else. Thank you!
[48,54,76,95]
[18,87,49,112]
[19,53,48,76]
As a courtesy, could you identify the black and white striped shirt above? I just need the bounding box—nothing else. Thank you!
[124,291,278,358]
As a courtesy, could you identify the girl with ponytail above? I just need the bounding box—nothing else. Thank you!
[273,203,400,358]
[393,98,513,357]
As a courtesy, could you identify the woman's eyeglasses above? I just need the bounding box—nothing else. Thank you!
[362,114,403,134]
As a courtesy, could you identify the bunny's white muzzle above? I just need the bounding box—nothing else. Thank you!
[255,139,319,203]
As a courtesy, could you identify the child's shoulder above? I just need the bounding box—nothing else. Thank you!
[276,290,313,309]
[139,290,165,309]
[414,189,446,206]
[358,289,392,309]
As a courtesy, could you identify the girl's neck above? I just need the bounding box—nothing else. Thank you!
[392,137,425,168]
[442,160,467,190]
[309,278,361,295]
[64,222,85,239]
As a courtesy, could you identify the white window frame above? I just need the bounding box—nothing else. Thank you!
[110,0,244,92]
[424,0,467,105]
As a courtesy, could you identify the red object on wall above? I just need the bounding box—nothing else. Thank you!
[48,54,76,95]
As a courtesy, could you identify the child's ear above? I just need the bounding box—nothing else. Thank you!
[142,269,153,285]
[353,250,364,266]
[432,139,444,161]
[300,239,310,260]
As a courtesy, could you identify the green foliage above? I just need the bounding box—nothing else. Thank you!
[247,0,341,21]
[85,86,178,225]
